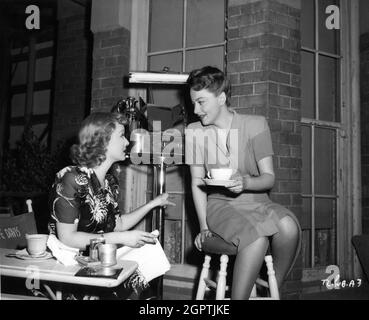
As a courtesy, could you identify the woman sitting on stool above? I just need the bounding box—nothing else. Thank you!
[185,66,301,300]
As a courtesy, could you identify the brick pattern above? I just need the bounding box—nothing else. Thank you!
[52,14,90,148]
[361,33,369,235]
[227,0,302,287]
[91,28,130,113]
[90,27,131,209]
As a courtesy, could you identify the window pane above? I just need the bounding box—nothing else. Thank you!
[318,0,340,54]
[314,127,336,195]
[11,61,28,86]
[302,229,311,268]
[314,198,336,266]
[185,46,224,72]
[302,197,312,268]
[319,56,340,122]
[35,57,53,82]
[11,94,26,118]
[148,53,182,107]
[301,51,315,118]
[9,126,23,149]
[315,198,335,229]
[302,125,312,194]
[148,52,182,73]
[301,0,315,49]
[33,90,51,115]
[301,197,312,229]
[149,0,183,52]
[32,123,48,145]
[315,228,335,266]
[186,0,225,47]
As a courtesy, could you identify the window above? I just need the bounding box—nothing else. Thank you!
[301,0,342,268]
[8,32,55,150]
[147,0,226,264]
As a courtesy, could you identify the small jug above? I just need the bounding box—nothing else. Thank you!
[89,238,105,261]
[97,243,117,267]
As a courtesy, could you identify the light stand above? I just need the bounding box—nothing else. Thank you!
[128,71,187,300]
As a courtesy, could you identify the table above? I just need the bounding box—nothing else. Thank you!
[0,248,138,300]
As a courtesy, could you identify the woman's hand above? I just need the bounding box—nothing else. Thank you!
[225,171,249,194]
[150,193,176,209]
[123,230,158,248]
[194,229,213,251]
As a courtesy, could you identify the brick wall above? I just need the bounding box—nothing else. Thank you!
[91,28,130,113]
[90,27,130,208]
[227,0,302,298]
[52,14,91,150]
[361,32,369,235]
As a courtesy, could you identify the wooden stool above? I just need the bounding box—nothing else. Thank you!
[195,235,279,300]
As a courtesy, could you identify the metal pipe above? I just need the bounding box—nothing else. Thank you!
[156,156,166,244]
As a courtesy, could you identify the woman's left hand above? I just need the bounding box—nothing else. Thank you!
[226,171,248,194]
[151,193,176,208]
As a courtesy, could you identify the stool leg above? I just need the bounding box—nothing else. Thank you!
[196,255,211,300]
[250,284,257,298]
[216,255,229,300]
[265,255,279,299]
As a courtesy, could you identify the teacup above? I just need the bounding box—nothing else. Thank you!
[210,168,233,180]
[26,234,48,256]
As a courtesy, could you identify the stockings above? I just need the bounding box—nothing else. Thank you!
[231,236,268,299]
[231,216,300,299]
[270,216,300,286]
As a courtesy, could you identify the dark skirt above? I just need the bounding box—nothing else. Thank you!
[206,193,301,253]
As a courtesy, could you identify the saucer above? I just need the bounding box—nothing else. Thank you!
[15,250,53,261]
[202,178,236,186]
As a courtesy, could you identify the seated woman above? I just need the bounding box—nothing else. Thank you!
[49,112,174,297]
[185,66,301,300]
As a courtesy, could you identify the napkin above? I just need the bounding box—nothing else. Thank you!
[47,234,80,266]
[116,230,170,283]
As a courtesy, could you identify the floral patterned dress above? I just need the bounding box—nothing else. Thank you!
[49,166,148,296]
[49,166,120,235]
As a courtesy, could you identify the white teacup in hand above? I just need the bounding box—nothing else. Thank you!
[210,168,233,180]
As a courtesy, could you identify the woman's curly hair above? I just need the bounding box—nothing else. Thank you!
[70,112,127,168]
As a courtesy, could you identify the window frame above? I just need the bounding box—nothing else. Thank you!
[147,0,227,74]
[146,0,227,264]
[301,0,361,278]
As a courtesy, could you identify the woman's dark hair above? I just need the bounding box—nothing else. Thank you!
[70,112,127,168]
[186,66,231,106]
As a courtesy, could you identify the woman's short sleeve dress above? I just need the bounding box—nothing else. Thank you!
[185,111,301,252]
[49,166,120,234]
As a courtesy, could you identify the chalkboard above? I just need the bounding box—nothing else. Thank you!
[0,212,38,249]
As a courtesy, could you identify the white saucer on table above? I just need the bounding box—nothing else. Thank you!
[13,249,53,261]
[202,178,236,187]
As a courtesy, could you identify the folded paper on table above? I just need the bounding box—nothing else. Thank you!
[47,234,80,266]
[116,230,170,283]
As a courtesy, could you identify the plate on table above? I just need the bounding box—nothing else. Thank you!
[8,249,54,261]
[202,179,236,187]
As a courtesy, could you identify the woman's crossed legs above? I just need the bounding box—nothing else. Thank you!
[231,216,299,300]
